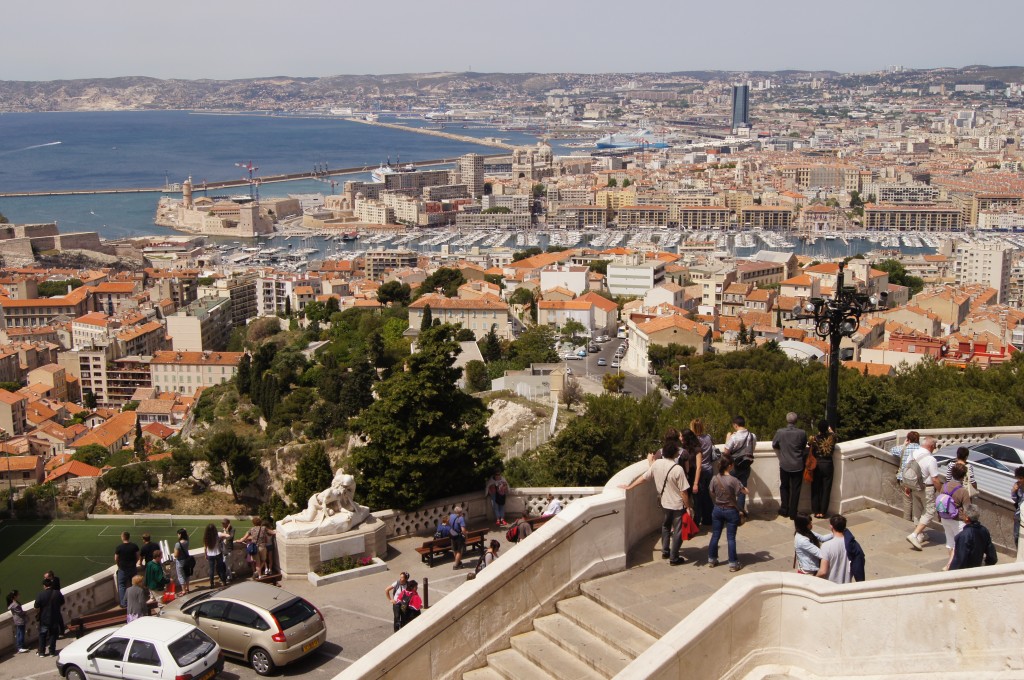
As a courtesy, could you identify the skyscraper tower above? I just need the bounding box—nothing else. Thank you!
[458,153,485,199]
[731,84,750,132]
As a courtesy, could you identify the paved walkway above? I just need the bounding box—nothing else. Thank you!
[0,509,983,679]
[0,518,510,680]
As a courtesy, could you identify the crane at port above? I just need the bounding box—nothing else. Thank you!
[235,161,261,202]
[314,176,339,194]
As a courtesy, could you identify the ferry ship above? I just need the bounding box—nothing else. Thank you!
[371,160,418,184]
[595,129,670,149]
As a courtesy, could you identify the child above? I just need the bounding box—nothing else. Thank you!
[6,590,29,653]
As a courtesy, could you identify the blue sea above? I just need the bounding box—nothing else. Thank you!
[0,111,523,238]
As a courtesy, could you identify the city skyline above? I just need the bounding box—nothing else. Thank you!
[4,0,1024,81]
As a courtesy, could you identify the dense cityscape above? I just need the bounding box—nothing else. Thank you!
[2,59,1024,680]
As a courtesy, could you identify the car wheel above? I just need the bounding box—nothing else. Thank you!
[250,647,276,676]
[65,666,86,680]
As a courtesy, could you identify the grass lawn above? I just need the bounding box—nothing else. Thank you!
[0,518,253,603]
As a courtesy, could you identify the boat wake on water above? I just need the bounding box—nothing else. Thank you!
[0,141,62,156]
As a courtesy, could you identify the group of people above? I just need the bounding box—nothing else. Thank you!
[793,513,865,583]
[384,571,422,631]
[5,570,65,657]
[892,432,997,570]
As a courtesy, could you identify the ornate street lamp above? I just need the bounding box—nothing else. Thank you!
[794,261,887,430]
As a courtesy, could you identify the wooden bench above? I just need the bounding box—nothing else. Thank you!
[252,571,283,587]
[70,602,159,638]
[416,528,488,567]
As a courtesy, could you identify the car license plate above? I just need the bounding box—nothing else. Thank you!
[197,668,216,680]
[302,639,319,653]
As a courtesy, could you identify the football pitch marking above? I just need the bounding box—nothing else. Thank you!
[19,524,55,555]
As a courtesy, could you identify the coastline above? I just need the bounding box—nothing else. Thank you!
[341,116,516,150]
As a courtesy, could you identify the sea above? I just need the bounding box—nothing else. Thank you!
[0,110,940,258]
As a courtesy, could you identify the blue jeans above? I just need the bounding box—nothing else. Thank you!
[15,623,24,650]
[491,498,506,523]
[117,569,134,607]
[708,506,740,565]
[661,508,683,561]
[734,464,752,513]
[38,623,57,655]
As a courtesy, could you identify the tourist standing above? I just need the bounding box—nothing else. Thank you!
[385,572,410,632]
[449,505,467,570]
[114,531,140,608]
[1013,467,1024,547]
[816,515,851,584]
[241,517,275,577]
[144,549,168,593]
[938,465,971,570]
[808,420,837,519]
[680,429,703,501]
[485,470,509,527]
[707,457,747,572]
[34,578,64,657]
[620,442,692,565]
[944,447,978,497]
[793,513,832,574]
[891,431,921,520]
[772,412,808,519]
[203,524,222,588]
[43,570,64,637]
[218,519,235,584]
[691,418,716,527]
[398,580,423,628]
[139,533,159,566]
[6,590,28,653]
[905,436,941,551]
[477,539,501,572]
[174,529,191,594]
[949,504,998,570]
[844,526,866,582]
[722,416,757,518]
[125,575,149,622]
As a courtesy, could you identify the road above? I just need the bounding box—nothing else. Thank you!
[562,337,671,405]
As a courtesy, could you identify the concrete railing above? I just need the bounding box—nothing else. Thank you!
[620,563,1024,679]
[337,460,661,680]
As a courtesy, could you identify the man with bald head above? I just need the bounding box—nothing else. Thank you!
[772,412,808,519]
[906,436,941,550]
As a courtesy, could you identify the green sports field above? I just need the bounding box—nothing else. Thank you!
[0,518,253,603]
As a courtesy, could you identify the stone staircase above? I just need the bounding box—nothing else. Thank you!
[463,591,657,680]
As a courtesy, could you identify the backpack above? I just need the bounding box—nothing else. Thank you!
[505,524,519,543]
[434,523,452,540]
[902,455,925,491]
[184,554,196,577]
[935,483,963,520]
[398,590,413,615]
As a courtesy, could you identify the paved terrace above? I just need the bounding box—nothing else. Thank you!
[1,507,970,680]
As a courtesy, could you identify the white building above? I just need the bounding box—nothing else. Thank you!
[607,255,666,297]
[954,242,1013,304]
[149,350,243,395]
[539,265,589,297]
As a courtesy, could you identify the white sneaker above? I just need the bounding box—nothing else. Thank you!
[906,533,923,550]
[17,648,30,653]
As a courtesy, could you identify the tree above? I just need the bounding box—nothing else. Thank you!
[561,319,587,346]
[874,259,924,296]
[509,325,558,365]
[512,247,543,262]
[367,331,386,367]
[738,320,749,345]
[72,444,110,468]
[603,373,625,393]
[304,300,327,323]
[508,287,536,320]
[483,182,493,195]
[420,304,433,331]
[237,354,251,395]
[134,418,145,459]
[480,324,503,363]
[204,429,261,502]
[286,443,334,511]
[416,268,465,298]
[38,279,83,297]
[103,463,155,510]
[589,260,611,276]
[622,178,632,188]
[121,401,139,412]
[562,376,583,408]
[350,324,501,510]
[532,183,547,198]
[0,212,7,224]
[464,360,490,392]
[454,328,476,342]
[377,280,412,307]
[607,178,618,188]
[481,206,512,214]
[284,297,292,317]
[83,389,97,409]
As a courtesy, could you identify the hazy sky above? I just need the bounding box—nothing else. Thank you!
[5,0,1022,80]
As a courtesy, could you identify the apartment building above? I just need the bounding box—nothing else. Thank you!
[607,256,666,297]
[149,350,244,395]
[740,206,794,229]
[197,272,258,327]
[864,204,963,231]
[146,270,199,310]
[539,266,589,297]
[616,206,669,228]
[954,242,1013,304]
[408,294,513,340]
[166,296,232,352]
[0,286,92,328]
[364,250,419,280]
[689,261,737,309]
[551,205,609,229]
[457,153,485,199]
[676,206,732,230]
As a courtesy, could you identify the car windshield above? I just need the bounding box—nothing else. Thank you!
[85,632,113,653]
[975,443,1022,464]
[271,598,317,631]
[168,629,216,666]
[970,454,1010,473]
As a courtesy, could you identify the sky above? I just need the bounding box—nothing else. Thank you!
[4,0,1023,81]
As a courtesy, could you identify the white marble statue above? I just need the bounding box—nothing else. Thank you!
[276,469,370,538]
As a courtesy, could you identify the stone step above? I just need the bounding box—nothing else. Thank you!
[557,595,658,659]
[510,630,605,680]
[462,666,506,680]
[581,579,664,637]
[534,612,632,677]
[485,648,556,680]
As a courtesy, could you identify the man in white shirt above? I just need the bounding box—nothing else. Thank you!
[541,494,562,516]
[907,436,942,550]
[817,515,851,584]
[621,443,693,565]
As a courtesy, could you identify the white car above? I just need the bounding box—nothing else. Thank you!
[57,618,223,680]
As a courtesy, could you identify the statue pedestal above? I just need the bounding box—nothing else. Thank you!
[276,514,389,577]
